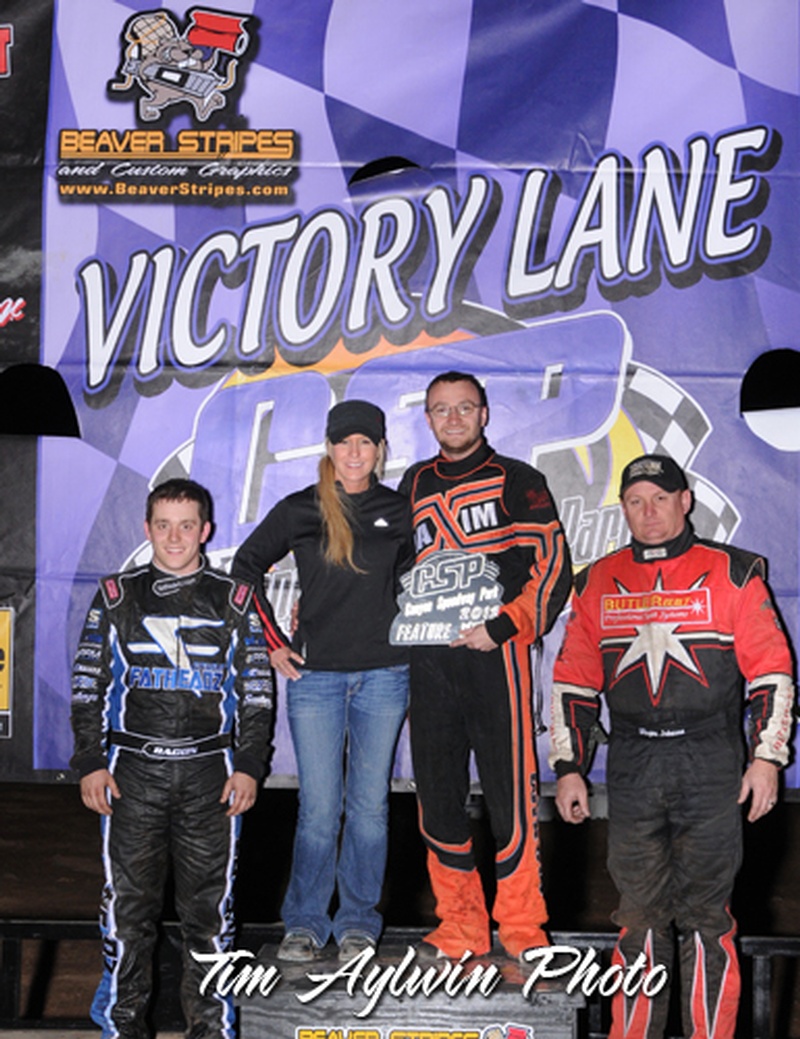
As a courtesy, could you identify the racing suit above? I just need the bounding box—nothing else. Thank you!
[71,562,273,1039]
[550,524,794,1038]
[399,439,571,958]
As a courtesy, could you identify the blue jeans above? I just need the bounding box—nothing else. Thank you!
[281,665,409,946]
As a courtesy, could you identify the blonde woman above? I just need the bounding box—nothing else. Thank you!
[232,400,412,962]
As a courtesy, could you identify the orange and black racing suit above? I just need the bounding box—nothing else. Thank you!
[551,524,794,1039]
[399,439,571,959]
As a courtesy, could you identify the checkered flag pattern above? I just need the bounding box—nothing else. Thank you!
[623,362,739,542]
[31,0,798,784]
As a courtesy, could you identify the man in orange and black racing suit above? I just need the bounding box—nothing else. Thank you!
[400,370,571,964]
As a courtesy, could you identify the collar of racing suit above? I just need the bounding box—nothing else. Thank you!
[630,521,695,564]
[150,558,206,597]
[434,437,492,477]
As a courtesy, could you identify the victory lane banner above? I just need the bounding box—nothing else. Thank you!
[0,0,795,786]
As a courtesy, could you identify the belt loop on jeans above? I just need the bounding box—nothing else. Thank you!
[109,731,232,761]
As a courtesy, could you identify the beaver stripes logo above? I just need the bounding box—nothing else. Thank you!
[109,8,252,122]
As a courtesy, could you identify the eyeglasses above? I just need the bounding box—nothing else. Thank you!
[427,401,481,419]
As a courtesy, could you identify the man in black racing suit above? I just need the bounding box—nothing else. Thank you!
[71,479,273,1039]
[551,455,795,1039]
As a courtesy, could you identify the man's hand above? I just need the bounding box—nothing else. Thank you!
[555,773,591,824]
[80,769,120,816]
[738,758,779,823]
[450,624,498,652]
[221,772,258,817]
[270,645,305,681]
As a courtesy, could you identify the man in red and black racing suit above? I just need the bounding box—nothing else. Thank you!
[399,371,571,962]
[551,454,794,1039]
[71,479,273,1039]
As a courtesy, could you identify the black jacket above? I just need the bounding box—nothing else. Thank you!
[232,481,414,670]
[70,562,274,779]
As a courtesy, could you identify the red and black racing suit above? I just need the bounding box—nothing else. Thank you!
[399,439,571,958]
[71,562,273,1039]
[551,524,794,1039]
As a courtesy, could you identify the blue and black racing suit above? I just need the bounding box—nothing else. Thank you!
[71,561,273,1039]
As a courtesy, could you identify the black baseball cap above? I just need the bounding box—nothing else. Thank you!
[326,400,386,445]
[620,454,688,496]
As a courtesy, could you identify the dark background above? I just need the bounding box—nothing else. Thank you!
[1,782,799,1035]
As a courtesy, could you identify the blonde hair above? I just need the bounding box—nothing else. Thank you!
[317,439,386,569]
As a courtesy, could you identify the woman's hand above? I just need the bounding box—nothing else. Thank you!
[270,644,305,681]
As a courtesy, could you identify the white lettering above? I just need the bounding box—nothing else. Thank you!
[506,169,558,298]
[78,125,777,400]
[279,210,350,344]
[172,232,239,368]
[347,197,415,334]
[521,945,668,1000]
[423,177,495,317]
[555,153,623,290]
[192,949,281,998]
[298,946,501,1018]
[628,137,708,276]
[705,125,769,259]
[80,251,151,391]
[240,219,300,356]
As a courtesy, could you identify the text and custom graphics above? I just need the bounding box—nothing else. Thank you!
[57,127,297,202]
[57,8,298,204]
